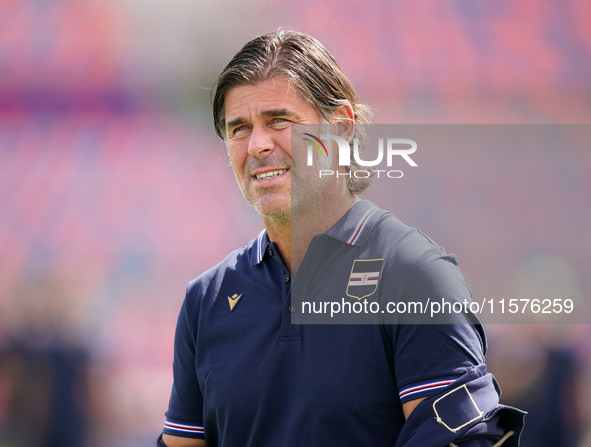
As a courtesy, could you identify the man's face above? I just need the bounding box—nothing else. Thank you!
[224,77,329,220]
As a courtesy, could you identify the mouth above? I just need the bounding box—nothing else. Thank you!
[254,169,288,180]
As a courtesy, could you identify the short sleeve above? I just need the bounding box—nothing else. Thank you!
[394,249,486,405]
[163,294,205,439]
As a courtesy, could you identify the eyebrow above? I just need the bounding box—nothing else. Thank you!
[262,108,292,118]
[226,109,296,131]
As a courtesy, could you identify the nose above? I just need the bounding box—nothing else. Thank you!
[247,125,274,158]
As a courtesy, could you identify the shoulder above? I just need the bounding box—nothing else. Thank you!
[370,210,458,267]
[184,234,261,311]
[370,210,475,318]
[336,203,465,289]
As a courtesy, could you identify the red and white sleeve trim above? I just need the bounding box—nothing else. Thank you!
[399,378,456,403]
[163,419,204,437]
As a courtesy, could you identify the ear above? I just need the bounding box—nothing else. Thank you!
[330,103,355,143]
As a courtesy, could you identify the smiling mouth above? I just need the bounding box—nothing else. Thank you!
[255,169,288,180]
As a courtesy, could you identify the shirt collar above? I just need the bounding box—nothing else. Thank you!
[250,229,271,266]
[322,199,382,247]
[250,200,382,266]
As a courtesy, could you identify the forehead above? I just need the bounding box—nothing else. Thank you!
[224,77,319,122]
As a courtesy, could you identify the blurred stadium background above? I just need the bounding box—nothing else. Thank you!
[0,0,590,445]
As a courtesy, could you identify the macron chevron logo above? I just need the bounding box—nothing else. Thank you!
[228,293,244,312]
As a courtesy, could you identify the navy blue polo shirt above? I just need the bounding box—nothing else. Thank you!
[163,200,486,446]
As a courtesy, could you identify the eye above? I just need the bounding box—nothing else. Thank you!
[230,125,249,137]
[271,118,290,127]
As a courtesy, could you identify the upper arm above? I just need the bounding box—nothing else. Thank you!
[394,249,486,408]
[162,434,206,447]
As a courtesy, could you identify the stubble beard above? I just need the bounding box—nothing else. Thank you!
[241,155,293,225]
[289,151,336,223]
[239,146,338,227]
[249,192,292,225]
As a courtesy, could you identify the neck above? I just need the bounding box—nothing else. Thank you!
[263,193,358,274]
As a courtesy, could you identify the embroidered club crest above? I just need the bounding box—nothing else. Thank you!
[346,259,384,300]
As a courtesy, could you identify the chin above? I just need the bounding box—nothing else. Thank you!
[254,201,292,222]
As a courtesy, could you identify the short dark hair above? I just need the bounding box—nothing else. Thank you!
[212,29,373,194]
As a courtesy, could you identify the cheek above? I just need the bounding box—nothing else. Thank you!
[275,131,292,156]
[227,144,245,170]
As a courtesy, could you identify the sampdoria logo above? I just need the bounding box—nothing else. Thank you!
[303,134,417,179]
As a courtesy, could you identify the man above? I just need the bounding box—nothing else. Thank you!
[159,29,525,447]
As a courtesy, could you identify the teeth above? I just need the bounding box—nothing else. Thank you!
[256,169,287,180]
